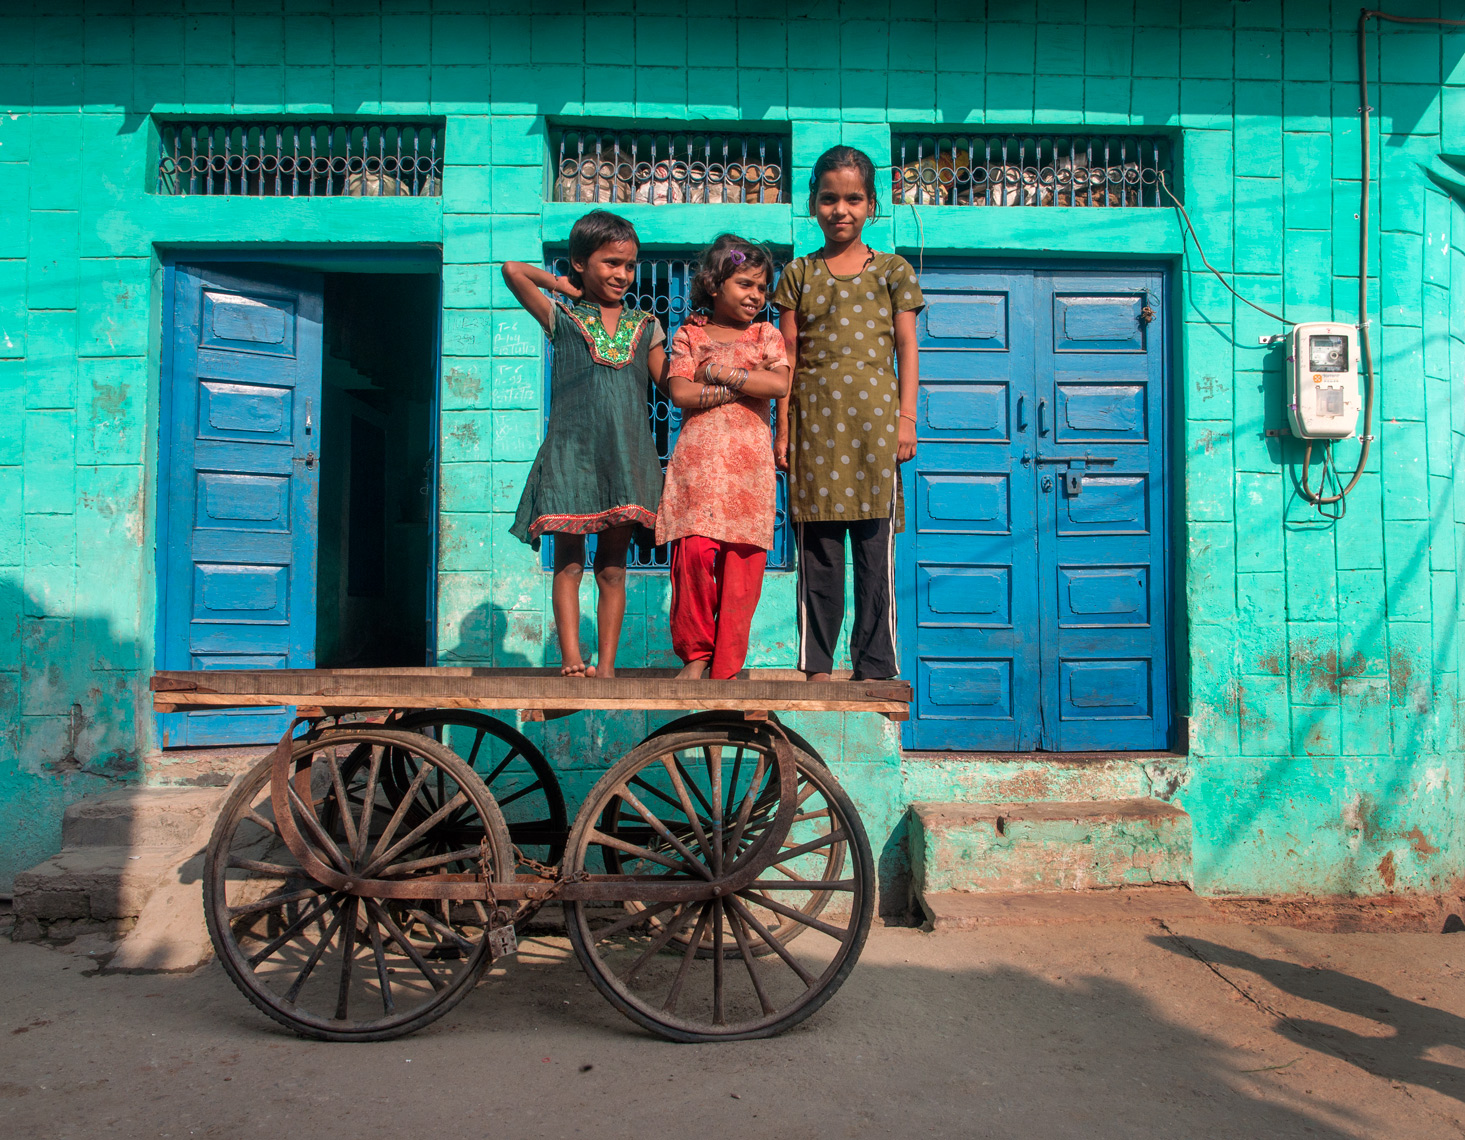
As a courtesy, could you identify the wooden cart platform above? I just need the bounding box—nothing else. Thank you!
[166,666,910,1044]
[151,667,912,720]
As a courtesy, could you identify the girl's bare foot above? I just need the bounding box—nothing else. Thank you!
[560,661,588,678]
[806,671,832,682]
[677,660,708,680]
[594,665,613,679]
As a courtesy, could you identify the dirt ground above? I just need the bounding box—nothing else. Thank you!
[3,913,1465,1140]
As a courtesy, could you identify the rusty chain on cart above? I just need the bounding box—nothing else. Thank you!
[477,837,591,960]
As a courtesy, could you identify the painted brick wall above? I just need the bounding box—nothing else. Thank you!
[0,0,1462,903]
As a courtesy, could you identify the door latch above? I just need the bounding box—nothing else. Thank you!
[1033,453,1116,496]
[304,451,316,470]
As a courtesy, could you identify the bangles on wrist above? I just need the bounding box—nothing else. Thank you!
[697,363,750,410]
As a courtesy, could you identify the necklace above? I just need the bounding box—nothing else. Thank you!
[818,243,876,277]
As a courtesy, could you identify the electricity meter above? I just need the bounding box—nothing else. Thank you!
[1287,322,1360,440]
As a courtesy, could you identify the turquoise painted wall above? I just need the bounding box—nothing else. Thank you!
[1,0,1463,906]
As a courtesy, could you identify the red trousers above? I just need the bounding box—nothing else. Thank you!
[669,536,767,679]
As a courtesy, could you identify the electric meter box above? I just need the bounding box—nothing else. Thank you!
[1287,322,1360,440]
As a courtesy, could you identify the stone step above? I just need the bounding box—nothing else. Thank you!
[11,847,179,940]
[62,787,227,849]
[910,799,1192,901]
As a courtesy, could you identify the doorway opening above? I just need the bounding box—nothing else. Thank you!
[156,259,440,749]
[315,273,437,668]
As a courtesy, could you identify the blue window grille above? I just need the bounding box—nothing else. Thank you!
[541,253,791,571]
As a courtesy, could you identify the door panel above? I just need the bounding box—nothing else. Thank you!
[900,271,1039,751]
[1036,271,1169,751]
[900,264,1170,753]
[159,265,323,747]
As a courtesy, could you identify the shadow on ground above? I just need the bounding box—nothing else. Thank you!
[1152,930,1465,1110]
[10,923,1454,1139]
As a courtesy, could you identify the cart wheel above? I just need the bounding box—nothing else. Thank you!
[646,710,822,766]
[387,710,567,867]
[563,728,874,1042]
[204,727,514,1042]
[604,735,850,955]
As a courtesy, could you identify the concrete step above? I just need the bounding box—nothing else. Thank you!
[910,798,1193,901]
[14,786,229,953]
[919,886,1214,931]
[61,787,226,849]
[11,847,179,940]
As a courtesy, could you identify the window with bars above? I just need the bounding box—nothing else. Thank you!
[541,253,791,572]
[550,127,790,205]
[891,133,1174,208]
[155,121,444,198]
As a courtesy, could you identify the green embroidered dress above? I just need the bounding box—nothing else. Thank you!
[511,300,665,550]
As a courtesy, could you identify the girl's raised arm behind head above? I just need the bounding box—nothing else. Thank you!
[501,261,579,333]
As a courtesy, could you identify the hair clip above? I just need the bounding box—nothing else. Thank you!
[727,249,746,266]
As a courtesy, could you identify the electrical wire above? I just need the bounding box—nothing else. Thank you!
[1157,171,1294,328]
[1300,10,1465,512]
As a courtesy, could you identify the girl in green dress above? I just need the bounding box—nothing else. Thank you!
[772,147,925,681]
[503,211,668,678]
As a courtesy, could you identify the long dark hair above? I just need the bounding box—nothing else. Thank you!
[689,233,775,313]
[566,209,639,288]
[807,145,881,219]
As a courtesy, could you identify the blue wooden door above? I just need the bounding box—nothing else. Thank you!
[900,269,1041,750]
[158,265,324,747]
[899,264,1169,752]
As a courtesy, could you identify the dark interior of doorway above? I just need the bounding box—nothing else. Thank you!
[316,272,437,668]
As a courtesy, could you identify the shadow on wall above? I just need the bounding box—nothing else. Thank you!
[0,575,147,893]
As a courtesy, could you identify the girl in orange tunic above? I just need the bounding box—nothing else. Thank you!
[656,235,791,679]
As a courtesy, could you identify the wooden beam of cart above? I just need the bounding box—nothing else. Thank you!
[150,667,912,721]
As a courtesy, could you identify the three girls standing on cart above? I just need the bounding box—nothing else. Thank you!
[501,146,923,683]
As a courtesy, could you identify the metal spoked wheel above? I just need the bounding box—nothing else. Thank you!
[204,727,514,1042]
[563,727,874,1042]
[605,726,849,955]
[387,709,567,867]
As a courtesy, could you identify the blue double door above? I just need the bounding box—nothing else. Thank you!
[899,264,1171,752]
[158,265,324,747]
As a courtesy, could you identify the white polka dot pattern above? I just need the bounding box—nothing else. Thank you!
[770,250,925,528]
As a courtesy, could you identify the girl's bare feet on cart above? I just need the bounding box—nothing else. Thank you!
[561,660,589,677]
[676,660,708,679]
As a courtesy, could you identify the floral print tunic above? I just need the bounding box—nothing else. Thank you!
[655,316,789,550]
[771,251,924,527]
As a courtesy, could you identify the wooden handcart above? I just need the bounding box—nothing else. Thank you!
[151,668,911,1043]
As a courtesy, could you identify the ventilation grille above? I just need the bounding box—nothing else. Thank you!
[156,121,444,197]
[551,128,789,205]
[891,133,1174,207]
[543,253,790,572]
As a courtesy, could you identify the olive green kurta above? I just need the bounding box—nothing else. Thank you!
[771,251,925,527]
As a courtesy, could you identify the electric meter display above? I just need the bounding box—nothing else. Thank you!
[1287,322,1360,441]
[1308,334,1348,373]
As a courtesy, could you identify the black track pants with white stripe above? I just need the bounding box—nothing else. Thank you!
[795,517,898,680]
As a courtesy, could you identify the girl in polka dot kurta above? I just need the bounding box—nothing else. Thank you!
[772,146,924,681]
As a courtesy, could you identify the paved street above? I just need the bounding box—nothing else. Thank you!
[3,915,1463,1139]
